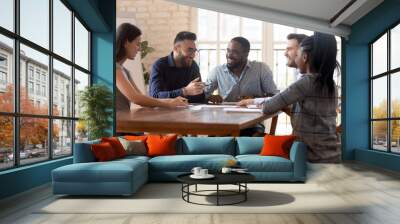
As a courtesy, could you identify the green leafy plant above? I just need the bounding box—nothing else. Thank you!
[79,84,113,140]
[140,40,155,85]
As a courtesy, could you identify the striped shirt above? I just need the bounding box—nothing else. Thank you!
[204,61,278,102]
[262,74,341,163]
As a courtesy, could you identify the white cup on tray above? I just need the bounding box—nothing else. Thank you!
[199,169,208,176]
[191,167,202,176]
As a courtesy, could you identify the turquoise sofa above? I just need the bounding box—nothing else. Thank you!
[52,137,307,196]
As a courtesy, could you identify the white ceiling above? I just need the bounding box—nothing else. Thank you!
[167,0,384,37]
[226,0,352,22]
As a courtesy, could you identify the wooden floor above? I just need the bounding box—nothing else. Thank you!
[1,162,400,224]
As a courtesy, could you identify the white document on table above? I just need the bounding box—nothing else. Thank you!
[188,104,239,110]
[246,104,260,109]
[223,108,262,113]
[189,105,203,111]
[201,105,238,108]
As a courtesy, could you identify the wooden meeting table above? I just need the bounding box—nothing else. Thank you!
[116,105,278,136]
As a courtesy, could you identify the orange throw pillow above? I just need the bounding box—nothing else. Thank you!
[124,135,148,142]
[101,137,127,158]
[91,142,117,161]
[146,134,178,157]
[259,135,296,159]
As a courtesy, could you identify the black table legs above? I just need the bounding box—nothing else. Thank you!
[181,183,249,206]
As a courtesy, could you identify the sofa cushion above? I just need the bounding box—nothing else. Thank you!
[236,155,293,172]
[101,137,127,158]
[148,154,235,172]
[124,135,148,141]
[91,142,118,161]
[236,137,263,155]
[118,138,147,156]
[178,137,235,155]
[53,163,133,183]
[109,158,149,172]
[115,155,150,163]
[147,134,178,157]
[260,135,295,159]
[52,159,147,183]
[73,140,100,163]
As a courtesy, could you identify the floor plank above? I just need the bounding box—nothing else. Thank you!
[1,161,400,224]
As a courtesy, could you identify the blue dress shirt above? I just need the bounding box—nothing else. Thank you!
[204,61,278,102]
[149,52,205,103]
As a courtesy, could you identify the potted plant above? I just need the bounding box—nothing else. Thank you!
[79,84,113,140]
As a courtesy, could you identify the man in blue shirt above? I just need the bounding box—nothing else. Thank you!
[149,31,205,103]
[204,37,278,104]
[204,37,278,136]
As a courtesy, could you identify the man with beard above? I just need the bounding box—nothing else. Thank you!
[149,31,205,103]
[285,33,308,79]
[238,33,308,107]
[204,37,278,136]
[204,37,278,103]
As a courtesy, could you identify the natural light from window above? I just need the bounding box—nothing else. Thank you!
[196,9,341,135]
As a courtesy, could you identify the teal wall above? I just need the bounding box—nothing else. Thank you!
[91,1,116,135]
[0,158,72,199]
[344,0,400,171]
[0,0,116,200]
[355,149,400,172]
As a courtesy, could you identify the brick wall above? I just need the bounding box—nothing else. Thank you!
[117,0,195,78]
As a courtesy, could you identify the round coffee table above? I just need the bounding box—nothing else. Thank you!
[177,173,255,206]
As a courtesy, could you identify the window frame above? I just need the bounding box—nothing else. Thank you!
[0,0,92,171]
[370,19,400,154]
[196,9,264,80]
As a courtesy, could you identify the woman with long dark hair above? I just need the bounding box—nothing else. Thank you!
[116,23,188,110]
[239,32,341,163]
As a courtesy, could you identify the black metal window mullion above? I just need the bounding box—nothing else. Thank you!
[48,0,54,160]
[88,31,91,81]
[387,29,391,152]
[372,118,398,121]
[71,11,76,155]
[369,45,373,149]
[13,0,20,167]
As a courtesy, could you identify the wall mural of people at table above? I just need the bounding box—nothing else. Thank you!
[115,23,188,112]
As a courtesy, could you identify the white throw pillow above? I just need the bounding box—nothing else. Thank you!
[118,137,147,156]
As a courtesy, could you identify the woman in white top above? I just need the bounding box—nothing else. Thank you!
[116,23,188,111]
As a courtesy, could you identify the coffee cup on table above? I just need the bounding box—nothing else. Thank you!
[191,167,202,176]
[199,169,208,176]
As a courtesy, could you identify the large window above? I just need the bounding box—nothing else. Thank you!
[196,9,263,81]
[0,0,91,171]
[370,23,400,153]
